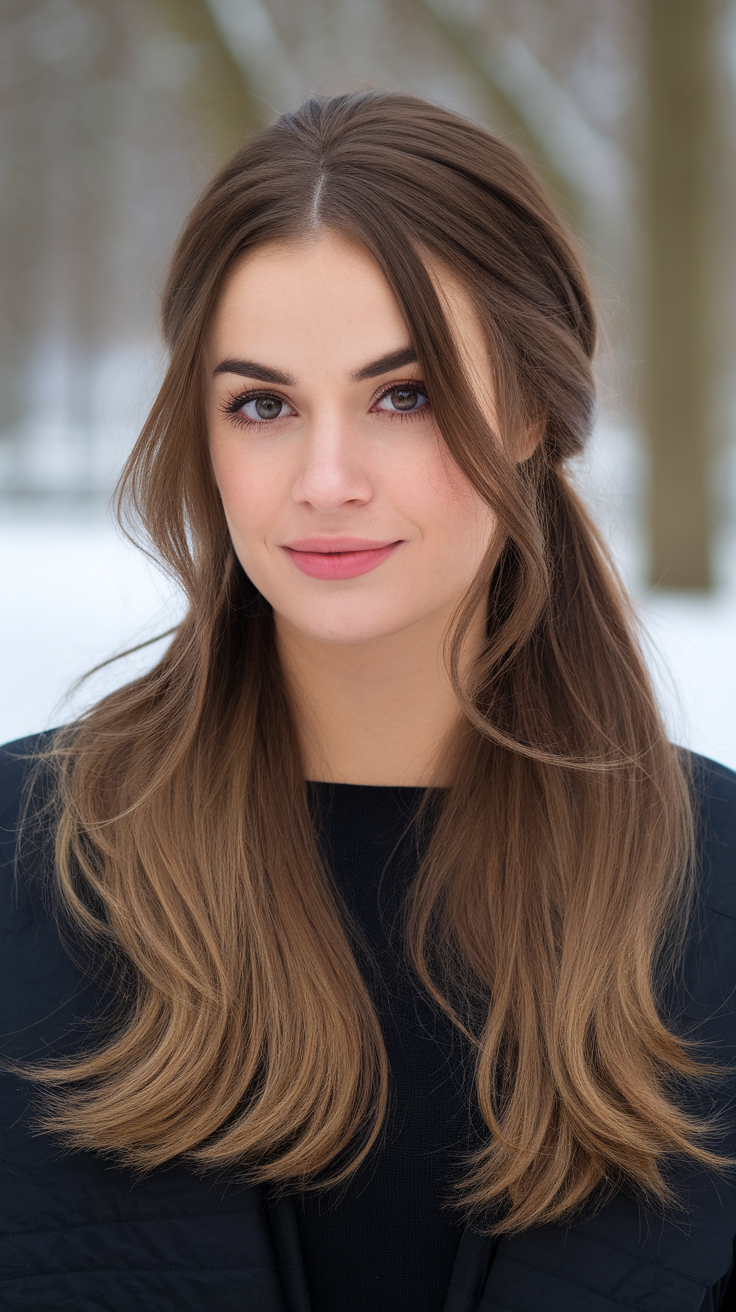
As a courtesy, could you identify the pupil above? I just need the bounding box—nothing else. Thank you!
[255,396,282,419]
[393,388,418,411]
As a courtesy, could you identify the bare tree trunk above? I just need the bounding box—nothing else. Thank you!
[644,0,713,589]
[154,0,261,153]
[413,0,582,231]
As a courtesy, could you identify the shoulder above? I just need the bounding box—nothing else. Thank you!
[0,731,96,1061]
[687,749,736,919]
[673,752,736,1106]
[0,729,58,817]
[0,730,58,898]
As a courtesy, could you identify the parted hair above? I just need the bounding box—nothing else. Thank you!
[25,91,727,1234]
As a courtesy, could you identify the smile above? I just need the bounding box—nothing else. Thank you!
[282,537,403,580]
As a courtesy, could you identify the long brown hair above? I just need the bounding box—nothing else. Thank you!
[25,91,725,1234]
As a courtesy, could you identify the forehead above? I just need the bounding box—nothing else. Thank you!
[207,231,489,392]
[209,233,408,370]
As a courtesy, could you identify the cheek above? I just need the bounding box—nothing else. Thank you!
[210,440,286,539]
[418,448,496,572]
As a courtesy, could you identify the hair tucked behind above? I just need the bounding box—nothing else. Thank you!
[23,91,726,1234]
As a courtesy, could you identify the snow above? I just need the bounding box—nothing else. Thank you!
[1,458,735,771]
[638,589,736,771]
[0,501,183,746]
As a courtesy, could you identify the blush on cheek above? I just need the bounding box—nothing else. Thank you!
[429,452,496,560]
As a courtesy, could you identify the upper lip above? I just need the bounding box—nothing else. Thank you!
[283,536,401,553]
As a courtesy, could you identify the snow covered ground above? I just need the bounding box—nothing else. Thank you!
[0,500,184,748]
[1,424,735,771]
[637,588,736,771]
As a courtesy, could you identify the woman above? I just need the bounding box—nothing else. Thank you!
[1,91,736,1312]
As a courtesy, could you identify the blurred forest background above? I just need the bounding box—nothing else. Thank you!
[2,0,736,764]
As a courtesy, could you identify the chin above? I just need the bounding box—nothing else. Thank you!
[282,601,416,647]
[295,620,397,646]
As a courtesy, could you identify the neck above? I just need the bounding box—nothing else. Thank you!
[275,605,480,787]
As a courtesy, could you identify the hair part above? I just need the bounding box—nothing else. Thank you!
[22,90,730,1235]
[309,168,327,227]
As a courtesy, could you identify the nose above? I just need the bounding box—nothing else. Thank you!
[291,418,373,513]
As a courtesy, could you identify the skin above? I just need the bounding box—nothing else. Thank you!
[206,231,504,786]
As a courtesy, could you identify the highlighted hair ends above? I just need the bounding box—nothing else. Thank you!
[22,92,729,1235]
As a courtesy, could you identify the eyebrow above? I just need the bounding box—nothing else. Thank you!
[351,345,418,381]
[213,358,294,385]
[212,345,418,386]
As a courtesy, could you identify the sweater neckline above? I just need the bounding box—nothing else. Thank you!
[305,779,446,793]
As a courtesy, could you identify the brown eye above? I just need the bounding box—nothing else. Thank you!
[236,393,295,423]
[393,388,419,411]
[375,386,429,414]
[253,395,283,420]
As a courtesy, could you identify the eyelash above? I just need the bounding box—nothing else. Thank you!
[220,380,431,431]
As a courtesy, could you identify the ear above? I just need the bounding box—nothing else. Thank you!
[518,419,545,462]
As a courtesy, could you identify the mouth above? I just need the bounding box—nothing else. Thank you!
[282,537,404,580]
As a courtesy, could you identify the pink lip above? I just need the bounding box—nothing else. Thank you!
[282,536,403,580]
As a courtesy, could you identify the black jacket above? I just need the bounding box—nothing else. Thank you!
[2,734,736,1311]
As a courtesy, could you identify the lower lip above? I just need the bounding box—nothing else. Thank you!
[283,542,402,579]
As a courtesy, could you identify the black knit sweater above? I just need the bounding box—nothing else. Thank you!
[294,782,485,1312]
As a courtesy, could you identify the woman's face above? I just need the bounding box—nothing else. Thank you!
[207,231,497,648]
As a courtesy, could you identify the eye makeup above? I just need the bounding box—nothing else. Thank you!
[219,379,431,431]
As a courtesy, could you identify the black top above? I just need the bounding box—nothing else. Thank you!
[3,735,736,1311]
[295,782,483,1312]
